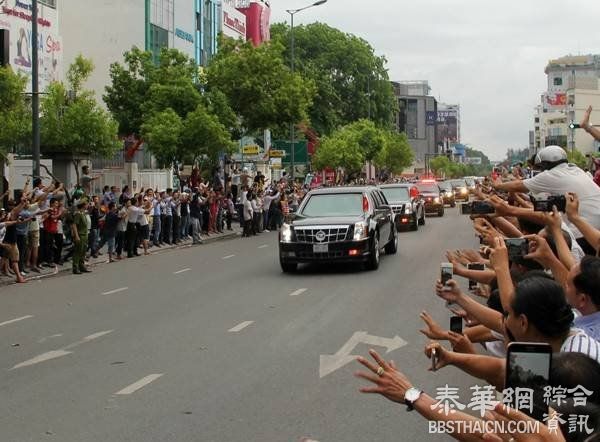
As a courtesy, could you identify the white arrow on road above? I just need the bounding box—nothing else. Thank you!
[319,331,407,378]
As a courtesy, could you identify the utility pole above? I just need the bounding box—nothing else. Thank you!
[32,0,41,179]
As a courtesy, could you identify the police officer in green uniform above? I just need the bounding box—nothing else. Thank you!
[71,202,91,274]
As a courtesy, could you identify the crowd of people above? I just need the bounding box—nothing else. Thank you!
[0,164,307,284]
[355,107,600,441]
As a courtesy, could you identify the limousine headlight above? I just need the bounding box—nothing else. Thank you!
[281,223,293,242]
[353,222,369,241]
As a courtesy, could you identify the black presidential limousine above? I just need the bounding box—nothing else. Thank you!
[278,187,397,273]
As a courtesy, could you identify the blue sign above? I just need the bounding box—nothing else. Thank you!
[175,28,194,43]
[426,111,437,126]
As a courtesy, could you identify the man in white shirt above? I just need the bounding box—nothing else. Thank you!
[494,145,600,254]
[565,256,600,342]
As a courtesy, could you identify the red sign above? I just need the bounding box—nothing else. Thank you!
[237,2,270,46]
[546,93,566,106]
[1,6,51,27]
[224,11,246,36]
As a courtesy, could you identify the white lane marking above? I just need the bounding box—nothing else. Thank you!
[258,244,269,249]
[115,374,164,395]
[37,334,63,344]
[289,288,308,297]
[11,330,114,370]
[222,254,236,260]
[228,321,254,333]
[102,287,128,296]
[11,350,73,370]
[0,315,34,328]
[174,268,191,274]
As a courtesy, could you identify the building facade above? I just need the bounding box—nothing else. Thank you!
[0,0,62,92]
[533,54,600,155]
[391,81,439,163]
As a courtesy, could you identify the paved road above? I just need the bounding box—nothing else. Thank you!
[1,208,478,442]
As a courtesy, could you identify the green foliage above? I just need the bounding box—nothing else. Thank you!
[568,149,588,169]
[206,38,315,134]
[313,121,410,175]
[429,156,450,175]
[0,66,31,155]
[181,104,236,164]
[141,109,183,168]
[106,47,235,168]
[374,132,414,175]
[41,58,120,158]
[104,47,155,137]
[503,147,530,165]
[312,130,365,175]
[271,22,396,136]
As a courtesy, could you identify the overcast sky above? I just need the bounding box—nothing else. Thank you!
[271,0,600,160]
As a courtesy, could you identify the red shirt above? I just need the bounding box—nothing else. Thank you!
[44,208,59,234]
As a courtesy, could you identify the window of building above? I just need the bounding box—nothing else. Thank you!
[553,77,563,86]
[534,117,540,123]
[405,99,419,139]
[40,0,56,7]
[149,24,169,63]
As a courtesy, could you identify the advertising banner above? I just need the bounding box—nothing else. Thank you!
[545,93,567,107]
[1,0,62,92]
[436,109,458,144]
[222,0,246,40]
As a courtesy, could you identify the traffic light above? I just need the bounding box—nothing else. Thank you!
[569,122,581,130]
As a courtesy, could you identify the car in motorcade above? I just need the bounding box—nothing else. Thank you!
[379,183,425,231]
[448,179,470,202]
[436,181,456,207]
[415,180,445,217]
[463,176,477,194]
[278,186,397,273]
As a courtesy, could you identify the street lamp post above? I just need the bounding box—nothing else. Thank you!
[286,0,327,182]
[32,0,41,179]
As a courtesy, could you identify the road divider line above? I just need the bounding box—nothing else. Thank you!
[102,287,128,296]
[11,330,114,370]
[222,254,235,260]
[289,288,308,297]
[174,268,191,275]
[228,321,254,333]
[258,244,269,249]
[0,315,34,328]
[115,374,164,395]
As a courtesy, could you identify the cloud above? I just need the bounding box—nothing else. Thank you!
[271,0,600,160]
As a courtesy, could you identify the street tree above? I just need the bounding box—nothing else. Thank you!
[41,55,121,175]
[429,156,450,176]
[374,132,414,175]
[140,108,183,169]
[206,37,315,135]
[0,66,31,157]
[271,22,396,136]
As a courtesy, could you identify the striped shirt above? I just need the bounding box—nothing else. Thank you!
[561,329,600,363]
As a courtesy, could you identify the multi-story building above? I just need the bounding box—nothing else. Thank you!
[0,0,62,91]
[59,0,219,100]
[534,54,600,155]
[391,81,438,164]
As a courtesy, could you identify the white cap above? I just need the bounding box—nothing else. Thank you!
[535,145,567,164]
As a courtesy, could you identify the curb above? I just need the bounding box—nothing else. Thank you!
[0,230,242,287]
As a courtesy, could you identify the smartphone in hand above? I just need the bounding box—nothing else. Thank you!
[467,263,485,290]
[505,238,529,260]
[441,262,453,286]
[505,342,551,422]
[450,316,463,334]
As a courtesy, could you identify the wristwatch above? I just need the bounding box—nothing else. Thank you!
[404,387,423,412]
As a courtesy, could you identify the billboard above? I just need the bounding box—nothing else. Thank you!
[222,0,246,40]
[545,92,567,108]
[436,108,459,145]
[237,1,270,46]
[0,0,62,92]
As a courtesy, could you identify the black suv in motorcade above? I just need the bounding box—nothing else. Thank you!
[448,179,470,202]
[437,181,456,207]
[279,187,398,272]
[415,181,445,217]
[379,184,425,231]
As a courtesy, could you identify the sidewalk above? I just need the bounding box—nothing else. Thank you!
[0,227,242,287]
